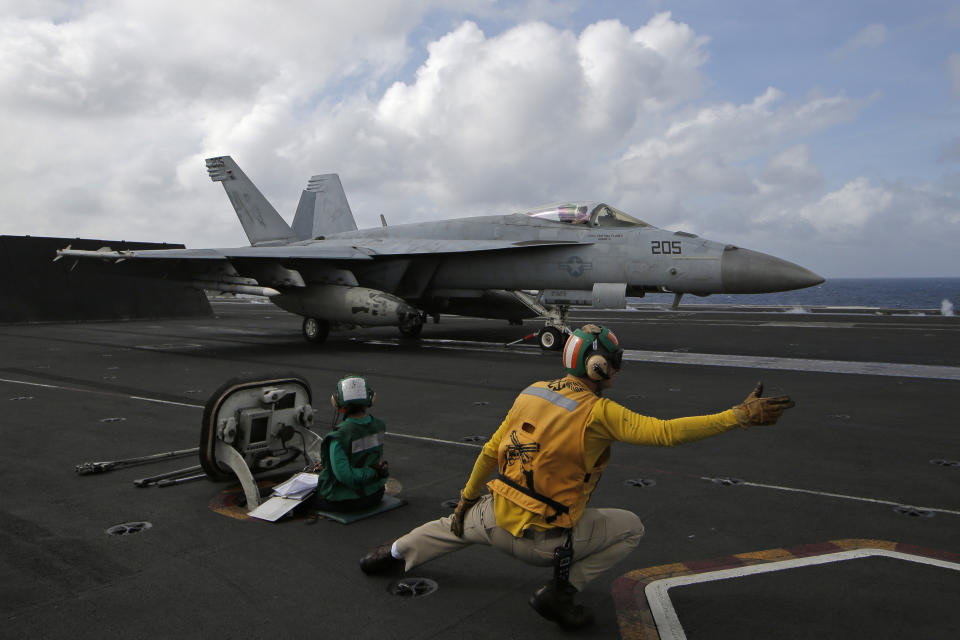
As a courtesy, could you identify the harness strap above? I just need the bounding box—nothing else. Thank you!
[492,473,570,523]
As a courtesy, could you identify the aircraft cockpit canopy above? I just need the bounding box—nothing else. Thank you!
[522,202,651,228]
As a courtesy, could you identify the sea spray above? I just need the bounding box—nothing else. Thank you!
[942,299,955,316]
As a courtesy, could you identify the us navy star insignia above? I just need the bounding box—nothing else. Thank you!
[558,256,593,277]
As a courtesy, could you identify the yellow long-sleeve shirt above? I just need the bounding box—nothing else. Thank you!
[462,388,740,536]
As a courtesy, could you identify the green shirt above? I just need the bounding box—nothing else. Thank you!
[318,415,387,502]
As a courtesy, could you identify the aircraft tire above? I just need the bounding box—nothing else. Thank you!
[302,317,330,344]
[539,327,563,350]
[399,314,424,338]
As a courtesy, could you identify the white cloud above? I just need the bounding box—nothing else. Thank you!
[849,23,888,49]
[0,3,417,118]
[623,88,865,171]
[578,15,707,131]
[288,12,711,216]
[833,23,887,58]
[0,3,956,277]
[761,145,822,191]
[0,1,433,245]
[751,178,959,277]
[797,177,892,236]
[612,87,865,232]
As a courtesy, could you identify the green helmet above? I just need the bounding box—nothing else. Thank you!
[562,324,624,380]
[331,375,375,408]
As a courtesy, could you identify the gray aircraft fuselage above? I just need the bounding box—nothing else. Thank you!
[295,212,817,299]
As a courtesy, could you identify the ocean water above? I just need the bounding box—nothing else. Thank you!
[635,278,960,311]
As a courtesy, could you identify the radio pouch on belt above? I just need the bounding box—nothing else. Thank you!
[553,530,573,589]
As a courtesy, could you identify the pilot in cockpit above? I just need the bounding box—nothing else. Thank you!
[557,205,591,224]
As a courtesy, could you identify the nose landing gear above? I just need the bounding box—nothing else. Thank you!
[504,291,571,351]
[537,326,565,350]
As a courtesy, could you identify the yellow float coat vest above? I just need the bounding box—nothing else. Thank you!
[487,379,610,528]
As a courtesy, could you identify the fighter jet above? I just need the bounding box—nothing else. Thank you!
[56,156,823,349]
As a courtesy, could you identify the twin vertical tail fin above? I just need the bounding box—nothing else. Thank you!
[206,156,359,244]
[291,174,358,240]
[206,156,296,246]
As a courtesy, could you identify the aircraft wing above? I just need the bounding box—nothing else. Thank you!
[55,238,592,297]
[56,238,589,263]
[55,245,374,262]
[54,245,374,297]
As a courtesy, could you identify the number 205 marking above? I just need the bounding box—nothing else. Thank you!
[651,240,682,255]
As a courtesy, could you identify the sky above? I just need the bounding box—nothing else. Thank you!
[1,0,958,278]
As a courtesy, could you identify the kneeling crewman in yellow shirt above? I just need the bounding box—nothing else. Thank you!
[360,324,794,630]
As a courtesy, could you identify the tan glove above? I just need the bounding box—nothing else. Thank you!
[450,493,480,538]
[732,382,795,427]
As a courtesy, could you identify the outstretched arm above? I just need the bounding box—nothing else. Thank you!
[588,383,795,447]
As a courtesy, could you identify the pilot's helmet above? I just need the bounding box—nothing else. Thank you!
[562,324,623,381]
[557,205,588,223]
[331,375,375,409]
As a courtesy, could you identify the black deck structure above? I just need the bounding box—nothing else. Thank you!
[0,235,211,323]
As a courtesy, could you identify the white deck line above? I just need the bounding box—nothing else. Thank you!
[623,349,960,381]
[386,431,483,449]
[0,377,65,390]
[128,396,204,408]
[727,479,960,517]
[646,548,960,640]
[374,337,960,380]
[0,377,206,409]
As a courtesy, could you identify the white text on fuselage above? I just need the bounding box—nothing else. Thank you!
[587,233,625,241]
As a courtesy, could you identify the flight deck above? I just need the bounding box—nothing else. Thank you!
[1,302,957,638]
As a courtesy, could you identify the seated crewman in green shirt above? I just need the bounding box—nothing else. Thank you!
[314,375,389,512]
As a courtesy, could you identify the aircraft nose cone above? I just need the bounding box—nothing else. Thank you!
[721,246,824,293]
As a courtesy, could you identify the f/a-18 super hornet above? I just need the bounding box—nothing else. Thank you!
[56,156,823,349]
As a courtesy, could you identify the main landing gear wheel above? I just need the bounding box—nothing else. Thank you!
[539,327,564,351]
[399,314,424,338]
[302,317,330,344]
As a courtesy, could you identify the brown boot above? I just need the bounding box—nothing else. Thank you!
[529,581,595,630]
[359,544,404,575]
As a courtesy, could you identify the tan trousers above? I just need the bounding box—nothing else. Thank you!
[394,494,644,590]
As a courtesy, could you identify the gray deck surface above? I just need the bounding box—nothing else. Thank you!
[2,302,958,638]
